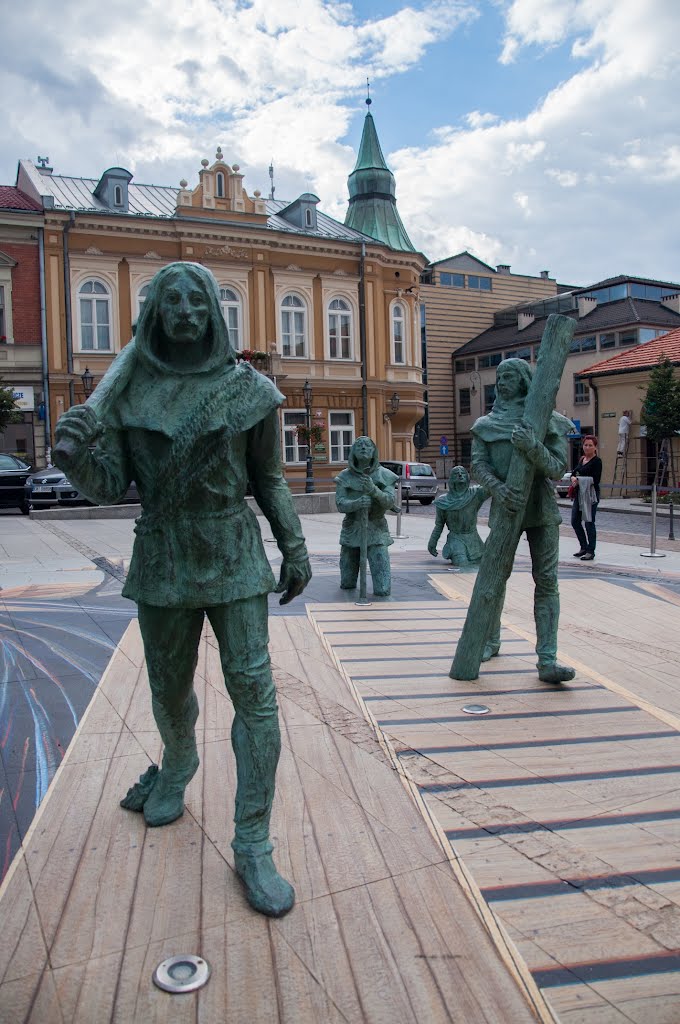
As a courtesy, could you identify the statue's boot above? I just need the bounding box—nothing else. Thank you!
[229,675,295,916]
[233,840,295,918]
[481,640,501,662]
[143,691,200,827]
[534,594,575,684]
[340,546,359,589]
[368,545,391,597]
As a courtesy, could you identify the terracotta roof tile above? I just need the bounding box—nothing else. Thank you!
[0,186,41,212]
[579,326,680,377]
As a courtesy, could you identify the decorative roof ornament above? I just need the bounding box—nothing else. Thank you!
[201,159,209,168]
[268,160,275,200]
[344,97,415,252]
[366,77,371,108]
[216,146,223,161]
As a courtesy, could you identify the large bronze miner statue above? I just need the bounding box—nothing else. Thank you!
[53,262,311,918]
[450,314,576,684]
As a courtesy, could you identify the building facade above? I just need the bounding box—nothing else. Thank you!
[0,186,47,465]
[418,253,560,468]
[451,275,680,474]
[13,114,426,485]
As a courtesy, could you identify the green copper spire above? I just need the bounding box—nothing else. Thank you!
[345,103,415,252]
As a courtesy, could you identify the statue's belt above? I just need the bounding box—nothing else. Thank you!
[134,502,249,535]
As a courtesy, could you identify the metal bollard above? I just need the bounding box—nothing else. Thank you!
[641,483,666,558]
[405,488,410,514]
[396,480,403,538]
[670,499,675,541]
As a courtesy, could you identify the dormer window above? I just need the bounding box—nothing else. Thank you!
[113,185,123,207]
[216,172,225,198]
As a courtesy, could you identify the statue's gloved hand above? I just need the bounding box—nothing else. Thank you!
[428,543,438,557]
[54,405,100,459]
[275,557,312,606]
[356,494,372,510]
[511,423,537,454]
[497,483,524,513]
[357,475,375,494]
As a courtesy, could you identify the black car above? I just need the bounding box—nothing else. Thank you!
[0,453,32,513]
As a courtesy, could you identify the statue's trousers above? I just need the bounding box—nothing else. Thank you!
[138,595,280,851]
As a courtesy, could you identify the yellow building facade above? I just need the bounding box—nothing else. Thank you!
[16,142,426,487]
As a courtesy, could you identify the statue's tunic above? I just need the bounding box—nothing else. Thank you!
[433,485,486,563]
[60,351,307,609]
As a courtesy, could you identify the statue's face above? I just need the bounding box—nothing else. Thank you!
[158,273,210,344]
[496,364,524,401]
[450,466,468,490]
[353,437,374,467]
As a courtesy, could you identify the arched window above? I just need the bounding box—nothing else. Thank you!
[137,282,151,317]
[79,279,111,351]
[391,302,406,364]
[219,287,242,350]
[216,172,225,198]
[113,185,123,206]
[280,294,307,357]
[328,297,353,360]
[305,209,313,227]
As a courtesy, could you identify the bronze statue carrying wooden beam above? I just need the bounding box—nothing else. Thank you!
[450,314,576,683]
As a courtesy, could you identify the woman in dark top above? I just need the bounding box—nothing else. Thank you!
[571,435,602,560]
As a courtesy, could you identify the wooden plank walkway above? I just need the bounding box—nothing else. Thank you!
[308,578,680,1024]
[0,612,539,1023]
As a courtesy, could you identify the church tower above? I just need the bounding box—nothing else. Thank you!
[344,97,415,252]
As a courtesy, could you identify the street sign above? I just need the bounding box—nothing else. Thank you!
[440,444,448,456]
[440,435,447,445]
[567,417,581,439]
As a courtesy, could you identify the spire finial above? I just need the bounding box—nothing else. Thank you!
[268,159,275,200]
[366,77,371,108]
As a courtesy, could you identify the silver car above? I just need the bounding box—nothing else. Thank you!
[379,460,440,505]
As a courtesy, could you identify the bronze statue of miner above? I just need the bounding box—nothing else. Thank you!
[53,262,311,918]
[471,358,575,684]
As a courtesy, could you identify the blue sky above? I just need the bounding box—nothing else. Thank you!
[2,0,679,285]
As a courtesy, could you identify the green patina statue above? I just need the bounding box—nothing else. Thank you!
[428,466,486,567]
[335,436,397,597]
[452,351,575,683]
[53,262,311,918]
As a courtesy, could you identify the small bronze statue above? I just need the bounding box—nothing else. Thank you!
[335,436,397,597]
[428,465,486,567]
[53,262,311,918]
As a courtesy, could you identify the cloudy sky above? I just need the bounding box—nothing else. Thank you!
[2,0,679,285]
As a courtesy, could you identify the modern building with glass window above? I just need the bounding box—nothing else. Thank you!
[8,107,426,480]
[450,275,680,470]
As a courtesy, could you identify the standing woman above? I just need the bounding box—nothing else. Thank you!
[571,435,602,561]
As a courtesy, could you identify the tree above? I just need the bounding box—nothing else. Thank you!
[641,357,680,486]
[0,378,22,434]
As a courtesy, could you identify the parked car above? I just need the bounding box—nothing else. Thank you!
[554,471,573,498]
[379,460,440,505]
[25,470,139,509]
[0,453,32,513]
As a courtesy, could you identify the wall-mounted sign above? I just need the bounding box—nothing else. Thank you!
[12,386,35,410]
[602,412,616,418]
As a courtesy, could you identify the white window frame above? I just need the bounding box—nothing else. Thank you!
[391,301,407,365]
[113,185,123,207]
[282,409,309,464]
[0,283,7,342]
[216,172,225,198]
[219,286,243,350]
[77,278,112,352]
[328,297,353,360]
[0,257,15,343]
[280,292,308,358]
[136,280,152,318]
[329,410,355,464]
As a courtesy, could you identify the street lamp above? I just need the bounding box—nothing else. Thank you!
[81,367,94,398]
[469,371,482,417]
[302,379,315,494]
[383,391,400,423]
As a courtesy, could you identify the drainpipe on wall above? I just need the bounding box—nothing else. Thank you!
[358,241,368,436]
[38,228,52,458]
[63,212,75,406]
[588,376,599,438]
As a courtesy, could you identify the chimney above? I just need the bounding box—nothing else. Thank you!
[496,264,511,275]
[577,296,598,319]
[540,270,550,279]
[662,293,680,314]
[517,312,535,330]
[36,156,53,176]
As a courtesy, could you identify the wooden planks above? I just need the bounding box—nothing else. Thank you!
[0,612,538,1023]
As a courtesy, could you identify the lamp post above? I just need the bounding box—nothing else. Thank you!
[383,391,400,423]
[302,379,315,494]
[81,367,94,400]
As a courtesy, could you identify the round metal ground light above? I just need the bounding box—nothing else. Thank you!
[462,704,490,715]
[153,955,211,994]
